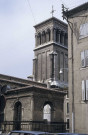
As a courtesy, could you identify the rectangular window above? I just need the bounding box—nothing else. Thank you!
[66,118,69,130]
[81,51,85,67]
[82,80,85,101]
[79,23,88,39]
[82,80,88,101]
[86,80,88,100]
[67,102,69,114]
[81,50,88,67]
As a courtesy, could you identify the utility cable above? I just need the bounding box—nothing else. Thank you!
[26,0,36,25]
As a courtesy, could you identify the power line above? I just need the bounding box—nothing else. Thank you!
[26,0,36,25]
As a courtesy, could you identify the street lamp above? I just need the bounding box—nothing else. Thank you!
[59,68,68,74]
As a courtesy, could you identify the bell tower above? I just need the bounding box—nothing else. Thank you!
[33,17,68,88]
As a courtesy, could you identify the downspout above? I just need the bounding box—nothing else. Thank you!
[71,23,75,133]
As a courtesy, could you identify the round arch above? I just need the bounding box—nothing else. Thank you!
[43,101,54,122]
[14,101,22,130]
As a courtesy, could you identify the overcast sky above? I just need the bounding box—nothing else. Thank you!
[0,0,88,79]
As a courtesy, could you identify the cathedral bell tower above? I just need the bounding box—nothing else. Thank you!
[33,17,68,88]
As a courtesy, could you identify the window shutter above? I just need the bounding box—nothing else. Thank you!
[86,80,88,100]
[82,80,85,101]
[85,50,88,66]
[81,51,85,67]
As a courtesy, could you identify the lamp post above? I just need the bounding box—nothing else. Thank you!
[59,68,68,89]
[59,68,68,74]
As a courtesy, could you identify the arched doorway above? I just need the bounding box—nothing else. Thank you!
[43,104,51,122]
[14,101,22,130]
[43,101,54,122]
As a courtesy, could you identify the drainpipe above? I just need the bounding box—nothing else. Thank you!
[71,23,75,133]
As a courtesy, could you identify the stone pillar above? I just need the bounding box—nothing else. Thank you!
[53,51,58,80]
[49,51,57,81]
[53,28,56,42]
[35,34,37,47]
[51,28,53,41]
[31,95,34,121]
[49,52,53,80]
[33,56,37,81]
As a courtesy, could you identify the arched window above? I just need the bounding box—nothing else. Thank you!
[43,104,51,122]
[14,101,22,130]
[46,29,51,42]
[60,32,63,44]
[37,33,41,45]
[64,33,68,46]
[56,29,59,42]
[42,31,46,44]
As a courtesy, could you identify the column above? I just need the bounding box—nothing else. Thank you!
[49,51,57,81]
[35,34,37,47]
[53,51,58,80]
[53,28,56,42]
[33,56,37,81]
[49,52,53,80]
[51,28,53,41]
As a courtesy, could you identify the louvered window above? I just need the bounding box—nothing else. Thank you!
[82,80,88,101]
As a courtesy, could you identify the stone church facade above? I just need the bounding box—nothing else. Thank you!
[0,74,67,132]
[33,17,69,130]
[33,17,68,88]
[0,17,69,132]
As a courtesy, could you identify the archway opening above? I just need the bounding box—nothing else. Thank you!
[14,101,22,130]
[43,103,51,122]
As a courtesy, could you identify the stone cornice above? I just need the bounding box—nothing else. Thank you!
[34,41,68,51]
[34,17,67,28]
[6,85,67,95]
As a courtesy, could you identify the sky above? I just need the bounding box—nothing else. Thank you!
[0,0,88,79]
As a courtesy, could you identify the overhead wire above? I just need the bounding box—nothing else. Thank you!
[25,0,36,25]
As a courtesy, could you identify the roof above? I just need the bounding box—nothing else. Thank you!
[0,74,46,88]
[64,2,88,18]
[34,17,67,28]
[6,85,67,95]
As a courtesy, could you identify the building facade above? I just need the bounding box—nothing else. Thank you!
[0,74,67,132]
[64,2,88,133]
[0,17,69,132]
[33,17,68,88]
[33,17,69,130]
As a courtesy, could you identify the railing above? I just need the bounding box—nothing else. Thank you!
[0,121,68,133]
